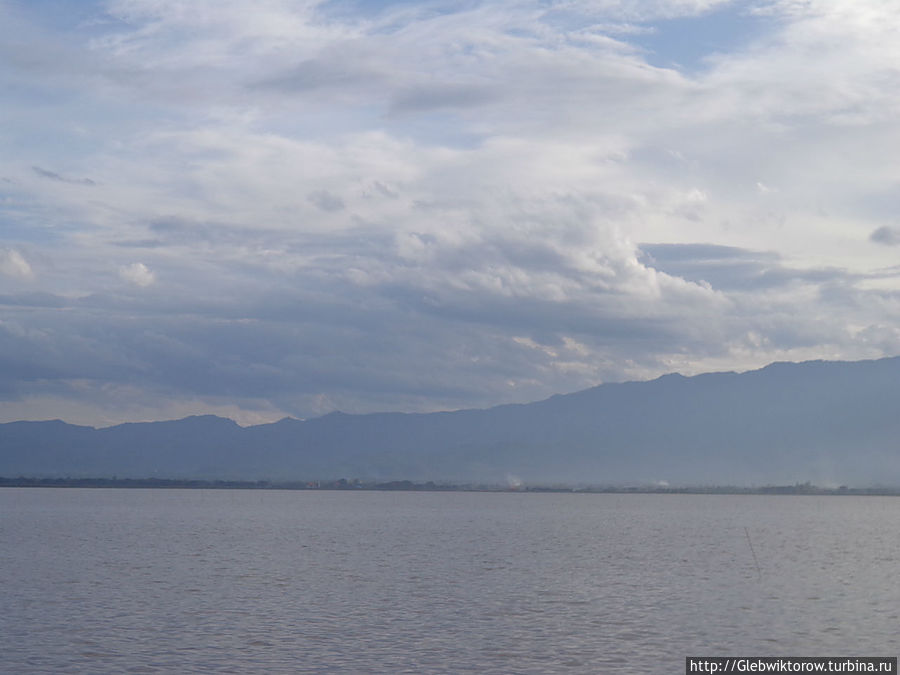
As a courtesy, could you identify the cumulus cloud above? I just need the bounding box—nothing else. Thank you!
[119,263,156,287]
[0,249,33,279]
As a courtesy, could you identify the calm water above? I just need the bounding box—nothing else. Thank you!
[1,489,898,674]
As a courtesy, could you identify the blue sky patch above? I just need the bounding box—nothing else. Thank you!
[631,4,776,72]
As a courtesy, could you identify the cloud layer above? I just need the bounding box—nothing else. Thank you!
[3,0,900,425]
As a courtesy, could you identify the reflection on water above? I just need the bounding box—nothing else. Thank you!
[1,489,898,674]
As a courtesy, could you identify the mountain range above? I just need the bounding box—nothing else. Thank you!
[3,357,900,486]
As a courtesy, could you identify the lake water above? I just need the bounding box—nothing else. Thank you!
[1,489,898,673]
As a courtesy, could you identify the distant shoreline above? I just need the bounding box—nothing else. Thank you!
[2,476,899,495]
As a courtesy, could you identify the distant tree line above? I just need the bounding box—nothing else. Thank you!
[2,476,900,494]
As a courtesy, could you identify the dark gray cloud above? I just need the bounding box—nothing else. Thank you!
[0,292,69,308]
[638,243,854,291]
[390,83,500,113]
[32,166,96,185]
[0,223,704,419]
[372,181,398,199]
[143,217,288,248]
[0,285,544,412]
[252,58,383,93]
[112,239,167,249]
[639,243,773,263]
[307,190,345,212]
[870,226,900,246]
[1,224,897,425]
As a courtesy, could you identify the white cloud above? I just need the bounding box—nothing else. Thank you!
[0,249,33,279]
[119,262,156,287]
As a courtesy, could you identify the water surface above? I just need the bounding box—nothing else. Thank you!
[1,489,897,673]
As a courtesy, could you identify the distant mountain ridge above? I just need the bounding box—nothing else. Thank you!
[3,357,900,486]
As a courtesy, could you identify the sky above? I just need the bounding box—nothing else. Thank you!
[2,0,900,427]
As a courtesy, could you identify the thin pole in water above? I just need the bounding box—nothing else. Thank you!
[744,526,762,581]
